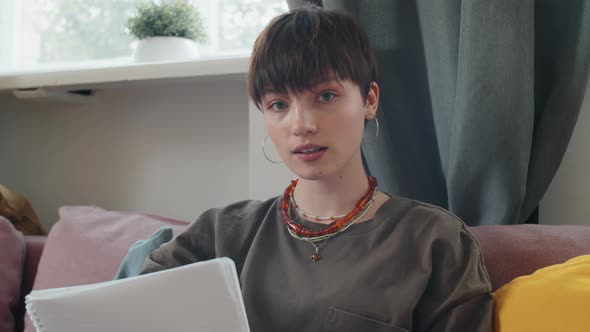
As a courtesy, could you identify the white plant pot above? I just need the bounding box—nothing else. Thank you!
[133,36,199,63]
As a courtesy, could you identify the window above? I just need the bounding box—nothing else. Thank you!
[0,0,287,73]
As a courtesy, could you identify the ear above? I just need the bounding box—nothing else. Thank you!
[364,81,380,120]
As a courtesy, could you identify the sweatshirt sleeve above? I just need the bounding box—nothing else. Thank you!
[140,208,219,274]
[413,219,493,332]
[140,199,267,275]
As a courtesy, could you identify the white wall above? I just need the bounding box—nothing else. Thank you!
[0,76,588,230]
[540,85,590,225]
[0,79,250,229]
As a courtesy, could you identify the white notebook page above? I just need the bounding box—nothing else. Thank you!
[25,257,250,332]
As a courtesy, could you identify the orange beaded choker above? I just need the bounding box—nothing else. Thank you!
[279,176,378,239]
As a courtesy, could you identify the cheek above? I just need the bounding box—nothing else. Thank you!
[264,117,280,139]
[265,123,289,152]
[338,111,366,140]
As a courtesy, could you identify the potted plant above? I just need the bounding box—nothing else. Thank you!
[127,1,206,62]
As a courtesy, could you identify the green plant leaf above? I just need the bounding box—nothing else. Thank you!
[126,1,206,42]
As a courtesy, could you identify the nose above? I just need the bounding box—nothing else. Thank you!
[290,104,318,136]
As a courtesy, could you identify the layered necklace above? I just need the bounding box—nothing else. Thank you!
[279,176,378,262]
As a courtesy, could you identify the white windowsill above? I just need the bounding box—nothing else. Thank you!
[0,56,249,93]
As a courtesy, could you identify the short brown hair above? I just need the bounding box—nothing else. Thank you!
[247,5,377,110]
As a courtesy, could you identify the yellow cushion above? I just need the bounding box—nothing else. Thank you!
[493,254,590,332]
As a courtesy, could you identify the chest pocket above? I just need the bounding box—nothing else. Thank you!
[321,308,409,332]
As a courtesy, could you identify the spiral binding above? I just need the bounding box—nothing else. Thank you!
[25,295,45,332]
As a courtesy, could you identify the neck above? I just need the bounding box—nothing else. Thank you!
[292,156,370,225]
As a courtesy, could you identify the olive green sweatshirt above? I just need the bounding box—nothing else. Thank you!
[142,195,492,332]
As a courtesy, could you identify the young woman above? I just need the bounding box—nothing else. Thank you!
[142,6,492,332]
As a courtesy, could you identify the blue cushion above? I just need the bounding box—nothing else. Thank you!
[114,226,173,279]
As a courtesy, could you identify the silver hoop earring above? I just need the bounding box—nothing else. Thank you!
[262,135,282,164]
[363,117,379,144]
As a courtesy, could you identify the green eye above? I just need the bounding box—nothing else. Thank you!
[269,101,287,111]
[319,92,336,102]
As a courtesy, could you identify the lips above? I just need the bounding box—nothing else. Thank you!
[293,144,328,162]
[293,144,327,154]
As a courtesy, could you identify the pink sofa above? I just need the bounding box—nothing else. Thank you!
[14,237,44,332]
[2,208,590,332]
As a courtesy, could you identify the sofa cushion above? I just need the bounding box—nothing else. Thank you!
[468,224,590,290]
[492,254,590,331]
[16,236,46,332]
[24,206,189,332]
[0,216,26,332]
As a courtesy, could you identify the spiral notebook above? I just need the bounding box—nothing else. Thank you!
[25,257,250,332]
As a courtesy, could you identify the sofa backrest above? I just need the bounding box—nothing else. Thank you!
[0,217,25,332]
[13,210,590,331]
[468,224,590,291]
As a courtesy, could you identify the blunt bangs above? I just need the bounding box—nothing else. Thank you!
[248,6,376,110]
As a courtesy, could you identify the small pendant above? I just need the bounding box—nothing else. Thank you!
[312,246,321,262]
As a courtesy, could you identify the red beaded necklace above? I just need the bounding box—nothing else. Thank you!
[279,176,378,239]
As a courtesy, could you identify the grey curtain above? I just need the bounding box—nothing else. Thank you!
[287,0,590,225]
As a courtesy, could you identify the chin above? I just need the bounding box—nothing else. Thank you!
[296,173,324,181]
[290,167,332,181]
[285,154,339,181]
